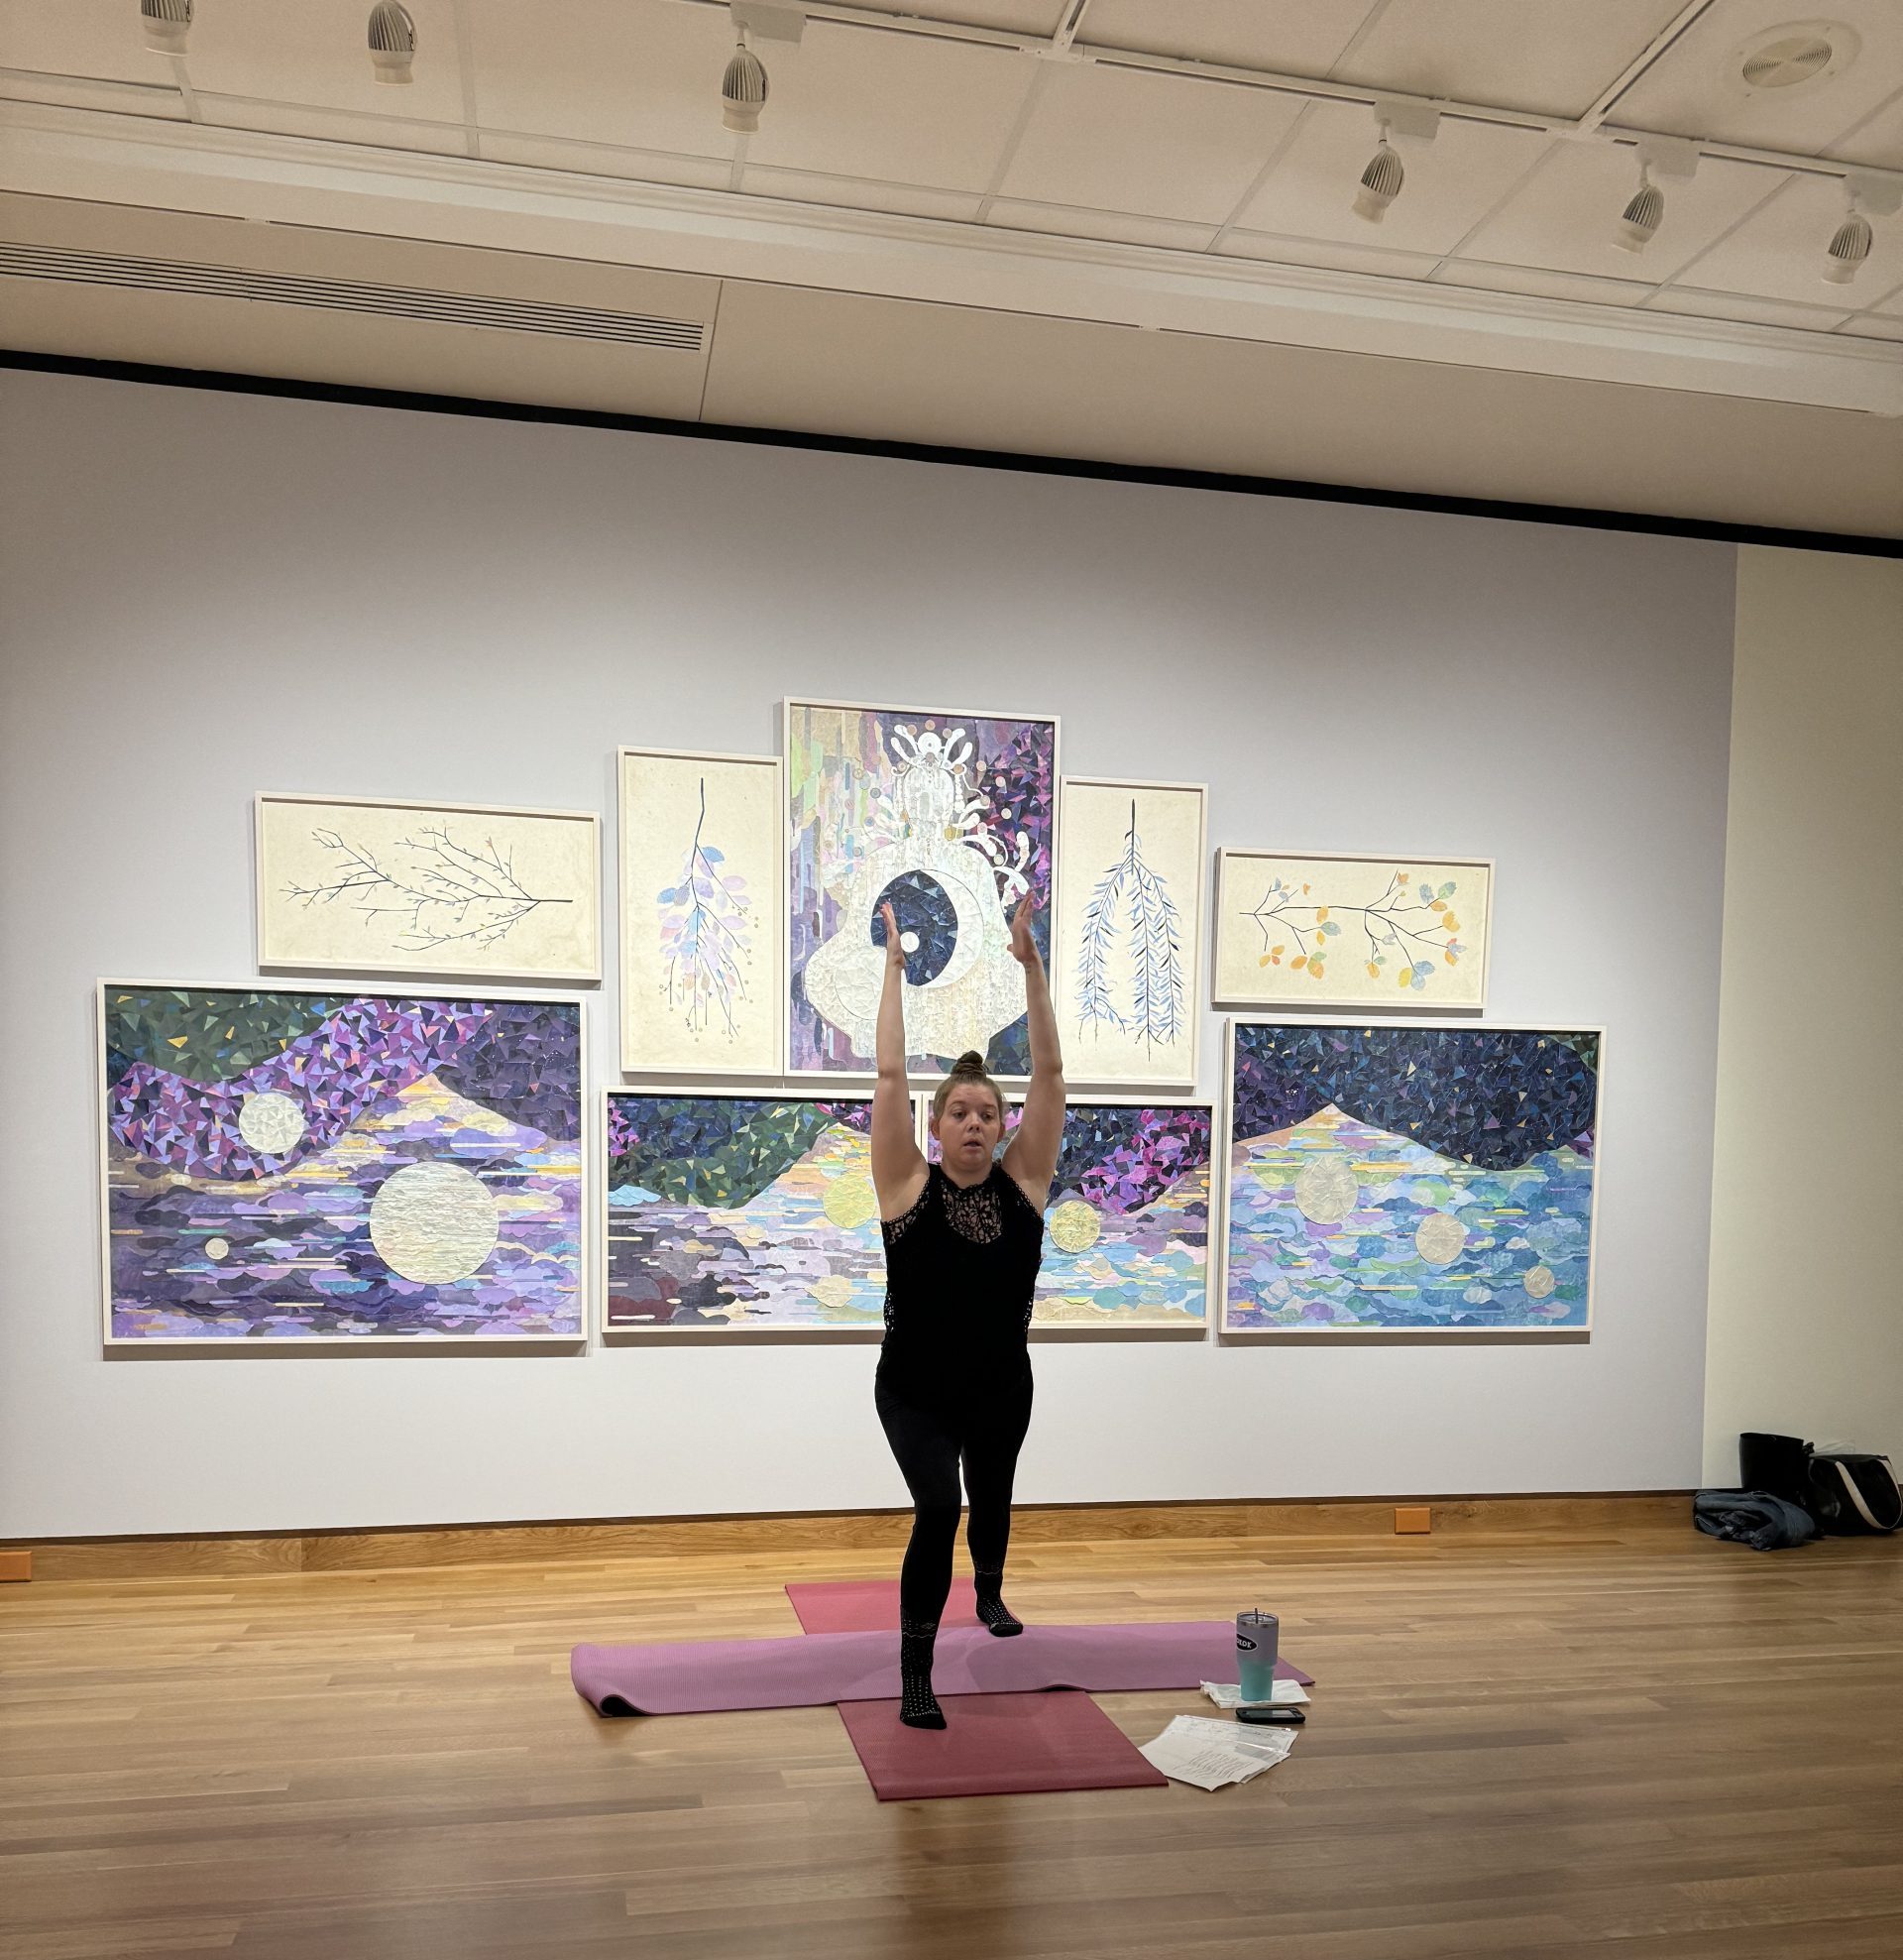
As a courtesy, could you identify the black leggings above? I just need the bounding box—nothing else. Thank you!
[874,1367,1033,1630]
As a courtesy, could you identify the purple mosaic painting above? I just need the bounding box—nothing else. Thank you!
[100,986,583,1341]
[785,700,1057,1077]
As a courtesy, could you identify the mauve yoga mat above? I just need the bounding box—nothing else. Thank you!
[837,1690,1167,1801]
[572,1620,1311,1716]
[786,1577,977,1634]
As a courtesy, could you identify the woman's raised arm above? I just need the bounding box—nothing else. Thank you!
[871,900,927,1216]
[1001,895,1065,1211]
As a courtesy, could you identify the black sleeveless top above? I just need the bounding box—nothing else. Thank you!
[877,1162,1044,1401]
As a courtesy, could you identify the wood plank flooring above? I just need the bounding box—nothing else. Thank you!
[2,1525,1899,1959]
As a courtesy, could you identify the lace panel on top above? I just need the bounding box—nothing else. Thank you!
[881,1182,931,1244]
[941,1175,1003,1245]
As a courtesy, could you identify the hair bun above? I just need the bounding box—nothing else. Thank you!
[952,1050,987,1074]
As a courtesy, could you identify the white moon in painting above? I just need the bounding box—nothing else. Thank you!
[1293,1159,1359,1224]
[1523,1264,1558,1300]
[204,1237,230,1261]
[1414,1213,1468,1266]
[238,1091,306,1155]
[369,1162,500,1284]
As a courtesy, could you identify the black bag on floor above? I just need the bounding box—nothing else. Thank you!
[1738,1431,1816,1512]
[1806,1452,1902,1536]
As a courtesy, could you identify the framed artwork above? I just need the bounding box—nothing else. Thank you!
[916,1092,1214,1329]
[602,1089,882,1331]
[618,748,783,1077]
[99,982,586,1343]
[1212,850,1492,1012]
[783,697,1060,1081]
[1220,1019,1601,1335]
[256,792,601,983]
[1051,777,1204,1088]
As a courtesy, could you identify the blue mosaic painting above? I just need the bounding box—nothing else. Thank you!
[1223,1023,1600,1332]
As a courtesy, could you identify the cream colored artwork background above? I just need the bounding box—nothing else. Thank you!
[258,796,599,980]
[1213,852,1490,1009]
[619,750,781,1075]
[1053,780,1204,1087]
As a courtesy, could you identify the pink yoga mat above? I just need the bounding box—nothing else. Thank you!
[572,1620,1311,1716]
[786,1577,977,1634]
[837,1691,1167,1801]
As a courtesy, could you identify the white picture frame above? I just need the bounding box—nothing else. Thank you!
[599,1083,882,1336]
[617,746,785,1078]
[1051,775,1206,1090]
[1216,1016,1603,1338]
[781,695,1063,1085]
[1211,848,1494,1014]
[98,978,590,1347]
[255,790,602,985]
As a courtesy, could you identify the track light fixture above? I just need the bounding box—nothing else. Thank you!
[722,38,769,133]
[140,0,191,56]
[1823,196,1872,285]
[1614,166,1664,253]
[1353,123,1403,224]
[368,2,417,84]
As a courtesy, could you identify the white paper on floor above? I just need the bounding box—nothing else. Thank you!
[1139,1714,1297,1791]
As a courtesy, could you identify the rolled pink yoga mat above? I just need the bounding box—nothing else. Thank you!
[571,1618,1311,1716]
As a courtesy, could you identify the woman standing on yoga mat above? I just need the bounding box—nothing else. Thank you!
[868,893,1065,1729]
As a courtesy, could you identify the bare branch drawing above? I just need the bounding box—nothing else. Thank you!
[1243,868,1469,990]
[656,778,752,1037]
[283,825,573,954]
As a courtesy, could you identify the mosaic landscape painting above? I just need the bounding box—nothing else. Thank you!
[785,699,1057,1077]
[1038,1101,1213,1326]
[1223,1022,1599,1333]
[604,1093,882,1329]
[101,986,584,1340]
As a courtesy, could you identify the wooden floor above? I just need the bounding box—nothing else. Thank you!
[3,1525,1900,1959]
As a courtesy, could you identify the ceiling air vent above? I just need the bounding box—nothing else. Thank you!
[0,243,708,351]
[1735,22,1857,95]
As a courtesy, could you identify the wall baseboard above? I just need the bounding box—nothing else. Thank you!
[14,1492,1692,1579]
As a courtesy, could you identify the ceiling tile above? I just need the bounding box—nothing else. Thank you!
[479,131,732,193]
[1237,99,1552,257]
[1436,261,1655,307]
[1217,230,1442,281]
[0,0,180,87]
[742,169,984,223]
[1329,0,1693,119]
[1672,172,1903,309]
[0,71,186,119]
[999,60,1304,223]
[1643,286,1853,331]
[467,0,734,160]
[921,2,1068,33]
[1078,0,1380,73]
[1845,314,1903,340]
[1612,2,1903,157]
[987,200,1218,250]
[1825,90,1903,171]
[1459,141,1778,284]
[178,1,466,124]
[739,25,1036,190]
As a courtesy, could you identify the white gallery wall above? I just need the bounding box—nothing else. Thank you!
[0,368,1737,1539]
[1702,547,1903,1485]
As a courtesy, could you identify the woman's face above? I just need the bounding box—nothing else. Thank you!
[932,1085,1003,1176]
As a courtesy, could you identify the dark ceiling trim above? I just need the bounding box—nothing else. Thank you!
[4,347,1897,558]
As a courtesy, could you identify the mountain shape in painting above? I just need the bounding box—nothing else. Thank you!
[1227,1104,1591,1330]
[606,1121,883,1328]
[109,1073,582,1339]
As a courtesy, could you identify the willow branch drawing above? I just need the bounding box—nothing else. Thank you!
[283,825,573,954]
[1075,800,1184,1048]
[656,778,752,1037]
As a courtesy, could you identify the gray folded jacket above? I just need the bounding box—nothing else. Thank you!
[1693,1488,1819,1551]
